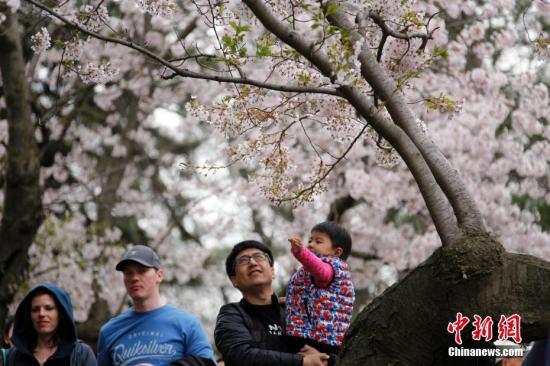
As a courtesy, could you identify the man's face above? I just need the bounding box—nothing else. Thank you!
[230,248,274,291]
[122,262,163,302]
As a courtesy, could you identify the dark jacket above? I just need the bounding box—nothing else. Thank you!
[523,339,547,366]
[10,283,96,366]
[214,295,303,366]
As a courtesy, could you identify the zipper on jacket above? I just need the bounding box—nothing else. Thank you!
[304,298,312,325]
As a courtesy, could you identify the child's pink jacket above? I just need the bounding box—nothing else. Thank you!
[285,247,355,347]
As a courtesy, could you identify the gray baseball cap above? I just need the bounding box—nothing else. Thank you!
[116,245,161,271]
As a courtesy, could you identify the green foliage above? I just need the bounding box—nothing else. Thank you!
[53,39,64,48]
[311,18,321,30]
[283,48,302,60]
[402,11,424,28]
[241,85,251,97]
[326,30,354,75]
[324,4,338,16]
[298,72,311,84]
[256,43,271,58]
[533,37,549,50]
[431,47,449,61]
[423,92,459,113]
[255,36,274,58]
[228,21,251,34]
[221,21,251,59]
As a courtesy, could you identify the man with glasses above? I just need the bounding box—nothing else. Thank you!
[215,240,330,366]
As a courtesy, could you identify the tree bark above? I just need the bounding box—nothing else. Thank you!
[78,92,140,345]
[327,194,360,222]
[0,8,43,329]
[95,92,138,226]
[339,231,550,365]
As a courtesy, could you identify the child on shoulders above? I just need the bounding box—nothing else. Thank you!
[285,221,355,354]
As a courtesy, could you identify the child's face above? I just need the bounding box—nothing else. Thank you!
[308,230,343,257]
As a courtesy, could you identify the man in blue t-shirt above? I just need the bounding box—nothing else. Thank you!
[97,245,214,366]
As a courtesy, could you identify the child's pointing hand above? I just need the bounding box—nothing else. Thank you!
[288,237,303,253]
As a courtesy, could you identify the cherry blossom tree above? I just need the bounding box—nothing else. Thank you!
[0,0,252,342]
[1,0,549,364]
[0,0,43,329]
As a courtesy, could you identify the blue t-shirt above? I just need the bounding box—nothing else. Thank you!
[97,305,214,366]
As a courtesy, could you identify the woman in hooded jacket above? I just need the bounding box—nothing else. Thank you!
[7,283,97,366]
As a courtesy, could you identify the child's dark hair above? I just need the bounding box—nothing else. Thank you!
[312,221,352,260]
[225,240,274,277]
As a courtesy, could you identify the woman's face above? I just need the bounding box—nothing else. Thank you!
[30,293,59,337]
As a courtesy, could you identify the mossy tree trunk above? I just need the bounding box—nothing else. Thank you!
[0,7,43,330]
[338,231,550,366]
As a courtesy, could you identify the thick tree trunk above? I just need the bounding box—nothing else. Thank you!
[95,92,138,226]
[339,231,550,365]
[78,92,140,346]
[0,8,43,329]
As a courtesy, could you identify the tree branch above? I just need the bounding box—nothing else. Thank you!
[274,123,369,205]
[243,0,460,245]
[327,194,361,222]
[369,13,434,45]
[351,11,485,231]
[23,0,340,97]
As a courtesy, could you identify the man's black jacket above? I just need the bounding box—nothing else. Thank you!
[214,295,303,366]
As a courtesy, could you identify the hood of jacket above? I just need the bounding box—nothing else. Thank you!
[12,283,77,358]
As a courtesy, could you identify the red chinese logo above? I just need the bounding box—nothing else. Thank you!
[447,313,522,344]
[447,312,470,345]
[497,314,522,343]
[472,315,494,341]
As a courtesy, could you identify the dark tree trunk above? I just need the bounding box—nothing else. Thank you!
[339,231,550,365]
[0,8,43,329]
[78,92,140,346]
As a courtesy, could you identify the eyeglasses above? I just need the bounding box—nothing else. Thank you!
[236,252,270,266]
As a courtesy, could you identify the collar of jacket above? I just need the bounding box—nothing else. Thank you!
[240,294,280,311]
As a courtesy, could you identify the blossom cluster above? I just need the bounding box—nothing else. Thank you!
[135,0,175,17]
[79,62,120,84]
[63,39,83,61]
[77,4,109,32]
[30,27,51,53]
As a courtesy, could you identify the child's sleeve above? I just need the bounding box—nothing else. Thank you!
[292,247,334,287]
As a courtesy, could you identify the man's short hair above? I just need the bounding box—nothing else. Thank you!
[312,221,353,260]
[225,240,274,277]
